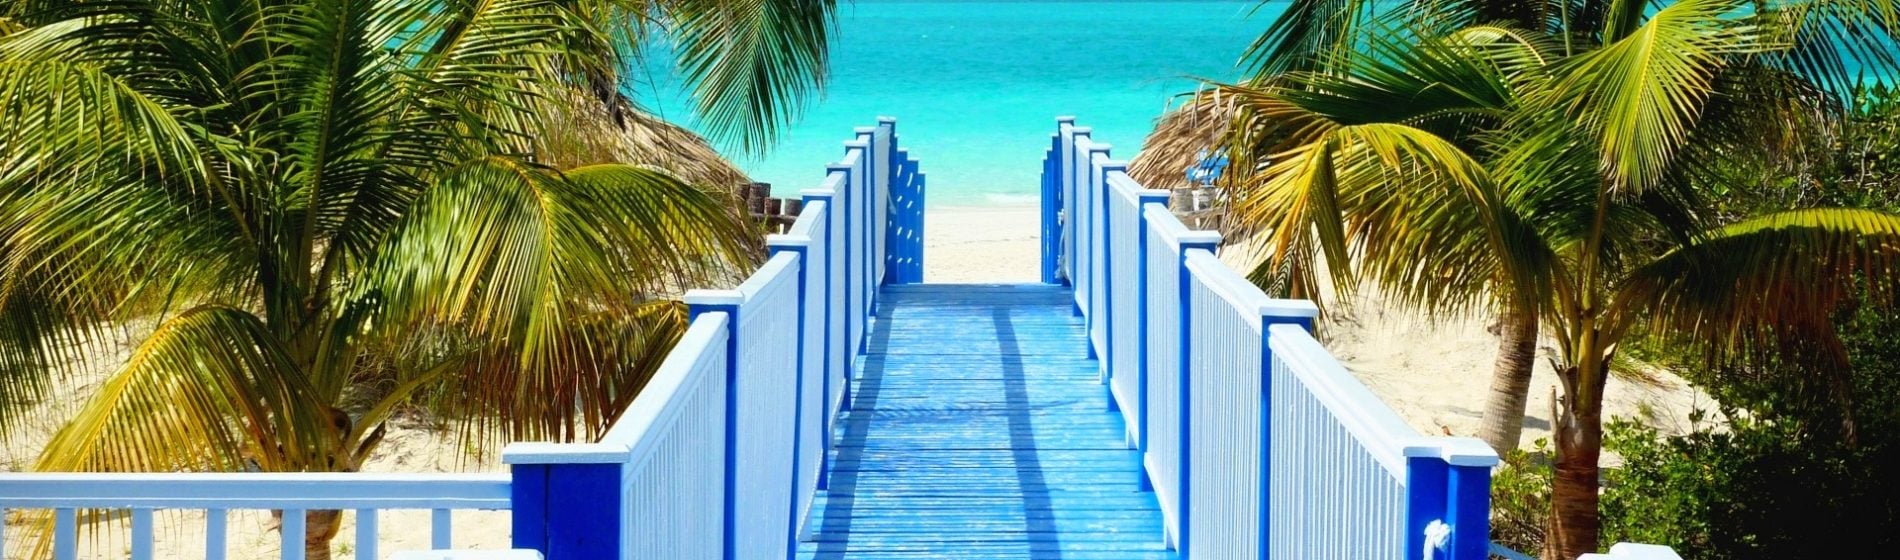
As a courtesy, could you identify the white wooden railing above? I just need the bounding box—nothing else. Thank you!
[0,119,924,560]
[0,473,509,560]
[1043,117,1500,560]
[503,118,921,560]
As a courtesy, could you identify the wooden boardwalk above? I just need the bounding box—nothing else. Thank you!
[798,284,1173,559]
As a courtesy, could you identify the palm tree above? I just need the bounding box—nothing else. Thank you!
[1231,0,1900,457]
[0,0,834,557]
[1211,1,1900,557]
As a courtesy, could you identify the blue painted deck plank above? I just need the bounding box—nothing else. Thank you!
[800,284,1172,560]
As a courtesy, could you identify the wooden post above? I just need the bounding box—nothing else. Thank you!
[827,162,855,414]
[1067,127,1090,316]
[765,233,812,560]
[1043,117,1075,284]
[801,189,837,491]
[1098,156,1122,407]
[1132,193,1169,491]
[1445,439,1498,560]
[502,443,630,560]
[1173,233,1221,556]
[1404,450,1451,560]
[683,290,745,560]
[1255,301,1319,559]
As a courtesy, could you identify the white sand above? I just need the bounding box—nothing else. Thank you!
[2,203,1708,557]
[922,204,1712,448]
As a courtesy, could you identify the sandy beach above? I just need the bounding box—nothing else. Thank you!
[3,203,1706,558]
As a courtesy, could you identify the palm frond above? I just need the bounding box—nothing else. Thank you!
[1536,0,1779,192]
[362,158,754,440]
[667,0,837,154]
[33,306,339,473]
[1765,0,1900,101]
[1616,208,1900,363]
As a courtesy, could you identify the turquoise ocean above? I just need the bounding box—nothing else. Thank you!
[634,1,1275,206]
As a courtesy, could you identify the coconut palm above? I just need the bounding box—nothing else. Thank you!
[1226,0,1900,460]
[0,0,834,556]
[1210,0,1900,557]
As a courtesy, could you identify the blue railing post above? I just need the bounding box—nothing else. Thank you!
[828,162,856,414]
[1255,301,1320,559]
[803,189,838,491]
[1067,127,1091,316]
[685,290,745,560]
[1084,141,1110,363]
[1404,449,1452,560]
[885,147,926,285]
[1133,192,1168,491]
[1098,156,1122,403]
[1173,234,1221,557]
[1445,439,1499,560]
[1044,116,1075,284]
[502,443,631,560]
[912,166,926,283]
[766,234,813,560]
[848,133,875,315]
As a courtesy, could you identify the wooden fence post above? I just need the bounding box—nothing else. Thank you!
[1445,439,1498,560]
[502,443,630,560]
[1256,300,1320,559]
[1133,192,1169,491]
[1173,234,1221,557]
[803,190,837,491]
[684,290,745,560]
[766,234,813,560]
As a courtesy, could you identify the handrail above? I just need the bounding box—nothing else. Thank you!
[0,472,512,559]
[1042,117,1499,560]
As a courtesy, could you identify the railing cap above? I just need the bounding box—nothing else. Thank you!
[1440,437,1501,466]
[877,116,897,125]
[1262,298,1320,319]
[1178,230,1222,247]
[1072,126,1092,135]
[854,126,877,134]
[1088,143,1113,153]
[501,442,630,465]
[826,163,852,172]
[767,233,812,248]
[683,289,745,307]
[1056,116,1076,124]
[801,188,835,199]
[1138,189,1171,202]
[844,140,870,149]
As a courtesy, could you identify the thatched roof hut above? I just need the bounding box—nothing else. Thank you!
[1128,91,1238,192]
[537,88,750,192]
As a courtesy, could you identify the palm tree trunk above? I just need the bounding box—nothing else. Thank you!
[1546,375,1603,560]
[305,510,342,560]
[272,509,342,560]
[1479,305,1538,453]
